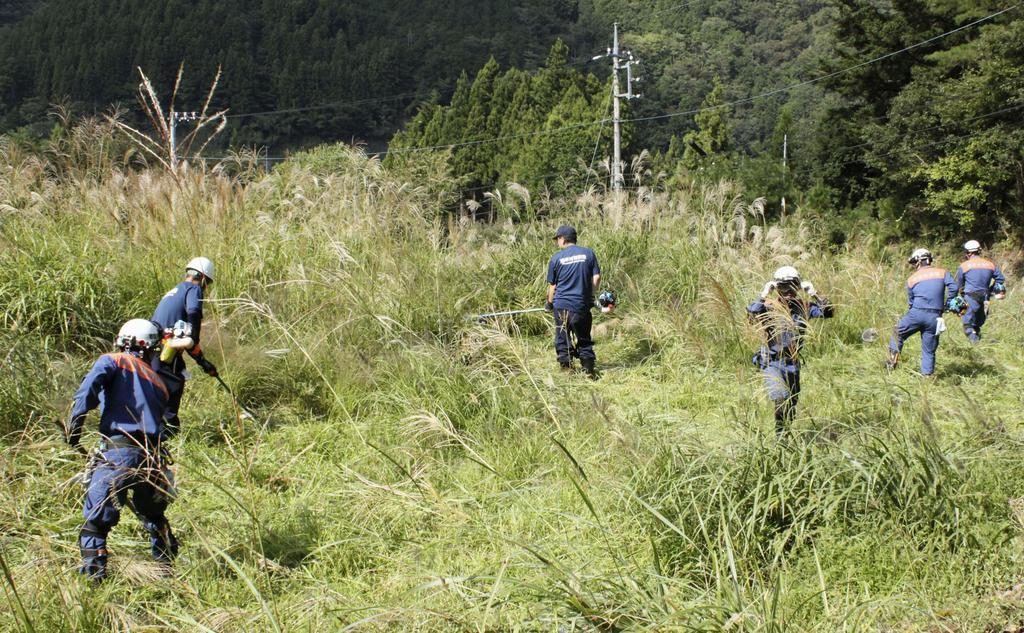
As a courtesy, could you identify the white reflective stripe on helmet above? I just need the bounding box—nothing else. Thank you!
[908,247,932,263]
[772,265,801,284]
[185,256,215,281]
[116,319,161,350]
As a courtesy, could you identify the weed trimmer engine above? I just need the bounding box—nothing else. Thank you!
[160,320,194,363]
[597,290,617,313]
[946,296,968,316]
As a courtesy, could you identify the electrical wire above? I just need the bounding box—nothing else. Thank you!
[226,88,454,119]
[583,91,613,192]
[623,4,1020,125]
[376,4,1019,157]
[202,3,1019,187]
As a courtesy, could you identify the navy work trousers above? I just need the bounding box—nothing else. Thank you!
[961,293,987,342]
[889,308,942,375]
[79,446,177,578]
[553,309,594,364]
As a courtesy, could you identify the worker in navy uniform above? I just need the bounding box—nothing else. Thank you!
[954,239,1006,342]
[545,225,601,378]
[151,256,218,435]
[888,248,960,376]
[747,266,834,435]
[64,319,178,580]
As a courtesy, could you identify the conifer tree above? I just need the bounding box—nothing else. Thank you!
[682,77,730,170]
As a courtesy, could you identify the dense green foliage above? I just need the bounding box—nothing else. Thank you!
[2,122,1024,631]
[386,41,614,204]
[0,0,595,146]
[806,1,1024,239]
[0,0,42,27]
[4,1,1023,235]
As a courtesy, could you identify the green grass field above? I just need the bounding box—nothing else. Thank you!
[2,139,1023,631]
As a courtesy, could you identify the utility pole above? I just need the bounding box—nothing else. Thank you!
[594,23,641,192]
[781,133,788,217]
[169,111,198,170]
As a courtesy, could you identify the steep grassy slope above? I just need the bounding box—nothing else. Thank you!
[1,139,1023,631]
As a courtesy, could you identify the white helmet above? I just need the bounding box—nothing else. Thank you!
[773,266,801,284]
[185,256,214,281]
[116,319,161,353]
[963,240,981,253]
[908,248,932,265]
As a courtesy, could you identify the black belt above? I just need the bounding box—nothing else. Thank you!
[100,436,152,450]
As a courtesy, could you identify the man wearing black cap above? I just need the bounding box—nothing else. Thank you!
[546,225,601,378]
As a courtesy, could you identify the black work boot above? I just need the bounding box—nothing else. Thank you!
[559,361,572,373]
[145,519,179,562]
[773,398,795,437]
[78,552,108,583]
[79,522,109,582]
[581,358,598,380]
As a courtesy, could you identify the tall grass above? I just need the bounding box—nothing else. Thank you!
[1,126,1023,631]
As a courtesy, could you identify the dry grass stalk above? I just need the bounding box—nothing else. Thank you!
[109,64,228,178]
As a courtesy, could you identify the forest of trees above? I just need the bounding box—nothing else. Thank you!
[0,0,594,148]
[1,0,1021,238]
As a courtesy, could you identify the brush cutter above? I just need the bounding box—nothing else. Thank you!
[597,290,617,313]
[468,293,622,323]
[946,296,968,316]
[466,307,548,322]
[212,375,256,420]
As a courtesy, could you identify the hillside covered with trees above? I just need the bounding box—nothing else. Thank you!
[1,0,1022,236]
[0,0,596,147]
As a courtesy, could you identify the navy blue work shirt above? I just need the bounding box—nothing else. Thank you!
[547,244,600,312]
[955,257,1006,297]
[152,281,205,345]
[905,266,957,311]
[68,352,169,443]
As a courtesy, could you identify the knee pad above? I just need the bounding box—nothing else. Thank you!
[79,520,109,540]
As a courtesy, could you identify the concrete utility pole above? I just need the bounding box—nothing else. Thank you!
[594,23,641,192]
[781,133,788,216]
[169,111,198,170]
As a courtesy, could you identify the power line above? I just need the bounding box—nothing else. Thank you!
[624,4,1020,125]
[374,119,607,156]
[782,105,1024,183]
[642,0,709,20]
[782,78,1024,148]
[206,3,1018,182]
[826,100,1024,155]
[224,55,604,121]
[200,112,1021,199]
[226,88,454,119]
[378,4,1017,158]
